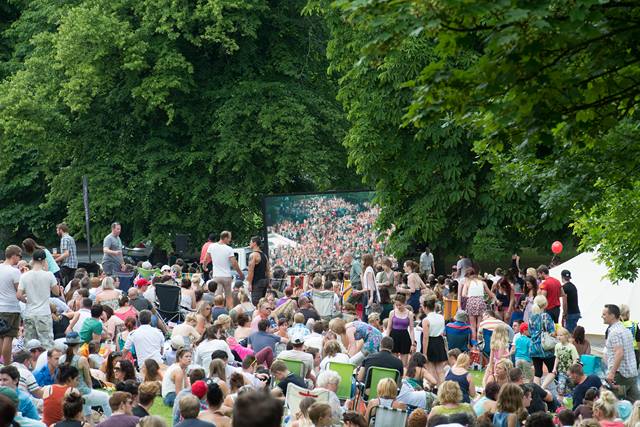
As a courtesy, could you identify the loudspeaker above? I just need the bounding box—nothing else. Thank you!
[175,234,189,255]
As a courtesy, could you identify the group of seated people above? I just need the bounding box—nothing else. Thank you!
[2,256,629,427]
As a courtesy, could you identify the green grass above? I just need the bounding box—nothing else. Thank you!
[148,396,173,425]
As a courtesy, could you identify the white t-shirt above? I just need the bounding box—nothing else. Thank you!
[18,269,57,316]
[124,324,165,365]
[207,243,234,278]
[194,339,234,368]
[0,263,21,313]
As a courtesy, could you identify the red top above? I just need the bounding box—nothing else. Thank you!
[540,277,562,309]
[43,384,70,426]
[200,242,212,264]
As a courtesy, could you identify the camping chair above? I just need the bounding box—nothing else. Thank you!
[358,366,400,402]
[328,361,356,400]
[312,290,335,320]
[116,271,135,294]
[154,283,183,324]
[369,406,408,427]
[445,326,471,353]
[285,383,329,420]
[279,358,305,378]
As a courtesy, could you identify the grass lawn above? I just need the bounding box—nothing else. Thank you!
[148,396,173,425]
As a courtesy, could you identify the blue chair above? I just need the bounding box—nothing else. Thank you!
[445,325,471,353]
[481,328,493,361]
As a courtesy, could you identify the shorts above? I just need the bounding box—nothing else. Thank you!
[516,359,534,382]
[23,315,54,348]
[0,312,21,338]
[212,277,232,298]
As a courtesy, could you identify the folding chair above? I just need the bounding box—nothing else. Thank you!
[481,328,493,366]
[312,290,335,320]
[445,326,471,353]
[279,358,305,378]
[360,366,400,401]
[154,283,183,324]
[285,383,329,419]
[328,361,356,400]
[370,405,408,427]
[116,271,135,294]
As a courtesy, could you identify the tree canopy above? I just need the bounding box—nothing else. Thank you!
[0,0,357,249]
[317,0,640,279]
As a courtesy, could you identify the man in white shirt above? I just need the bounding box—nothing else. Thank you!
[0,245,23,364]
[277,336,316,384]
[17,249,60,348]
[203,231,244,309]
[11,350,42,398]
[123,310,164,365]
[419,247,435,274]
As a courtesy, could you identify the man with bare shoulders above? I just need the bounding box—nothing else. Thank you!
[247,236,271,306]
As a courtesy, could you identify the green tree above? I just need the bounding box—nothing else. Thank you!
[306,2,562,262]
[0,0,356,250]
[325,0,640,278]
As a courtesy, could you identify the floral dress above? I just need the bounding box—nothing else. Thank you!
[353,321,382,354]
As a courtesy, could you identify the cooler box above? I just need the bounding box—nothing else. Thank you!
[580,354,602,375]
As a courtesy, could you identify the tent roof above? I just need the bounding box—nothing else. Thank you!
[549,252,640,336]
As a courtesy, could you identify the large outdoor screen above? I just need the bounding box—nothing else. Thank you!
[263,191,390,272]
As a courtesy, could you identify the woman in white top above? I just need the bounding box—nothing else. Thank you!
[360,254,380,313]
[194,325,234,368]
[180,278,196,312]
[460,267,496,341]
[422,297,448,384]
[171,313,201,344]
[319,340,350,371]
[161,348,191,407]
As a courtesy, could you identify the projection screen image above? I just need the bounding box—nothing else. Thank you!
[263,191,391,272]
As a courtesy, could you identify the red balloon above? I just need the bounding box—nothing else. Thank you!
[551,241,563,254]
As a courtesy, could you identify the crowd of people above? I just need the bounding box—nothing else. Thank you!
[0,224,638,427]
[267,196,389,272]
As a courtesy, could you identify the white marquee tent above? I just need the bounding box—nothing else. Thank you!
[549,251,640,337]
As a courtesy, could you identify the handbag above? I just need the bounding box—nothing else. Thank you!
[541,314,558,351]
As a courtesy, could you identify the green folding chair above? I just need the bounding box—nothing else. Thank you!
[366,366,400,400]
[280,358,305,378]
[328,361,356,400]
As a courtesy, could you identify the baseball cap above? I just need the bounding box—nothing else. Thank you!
[190,380,207,399]
[561,270,571,279]
[520,323,529,334]
[141,261,152,270]
[32,249,47,262]
[25,339,45,352]
[291,336,305,345]
[134,278,150,287]
[161,265,171,272]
